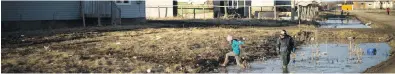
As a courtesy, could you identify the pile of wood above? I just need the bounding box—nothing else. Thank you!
[298,4,320,21]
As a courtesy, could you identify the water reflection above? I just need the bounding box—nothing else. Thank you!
[224,39,390,73]
[318,18,370,28]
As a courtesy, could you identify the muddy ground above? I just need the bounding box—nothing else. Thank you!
[1,24,312,73]
[2,11,395,73]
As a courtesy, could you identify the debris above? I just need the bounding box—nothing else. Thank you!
[365,22,372,26]
[44,46,50,50]
[116,42,121,45]
[213,69,219,72]
[310,37,315,41]
[345,65,351,67]
[133,56,137,59]
[347,37,356,40]
[262,57,266,61]
[366,48,377,55]
[146,68,151,73]
[322,52,328,55]
[292,59,296,64]
[156,36,162,40]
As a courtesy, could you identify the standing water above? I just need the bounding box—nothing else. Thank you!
[318,18,371,28]
[224,39,391,73]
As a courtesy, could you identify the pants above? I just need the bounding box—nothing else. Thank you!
[388,11,390,15]
[224,52,242,66]
[281,51,291,73]
[281,52,291,67]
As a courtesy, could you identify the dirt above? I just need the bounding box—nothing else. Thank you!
[1,21,316,73]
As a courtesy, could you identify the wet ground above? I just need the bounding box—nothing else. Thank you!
[224,39,391,73]
[318,18,371,28]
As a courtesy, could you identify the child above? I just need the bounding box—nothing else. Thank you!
[387,8,390,15]
[221,36,245,68]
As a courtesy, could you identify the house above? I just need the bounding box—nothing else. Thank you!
[213,0,277,18]
[251,0,275,18]
[213,0,251,18]
[145,0,176,18]
[145,0,214,18]
[1,1,145,31]
[353,0,394,9]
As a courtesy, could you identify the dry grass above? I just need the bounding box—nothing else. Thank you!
[3,26,309,73]
[2,24,393,73]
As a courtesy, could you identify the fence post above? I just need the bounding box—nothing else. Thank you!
[193,8,196,19]
[158,6,160,18]
[298,5,301,26]
[81,1,86,27]
[225,6,228,18]
[165,7,168,17]
[181,6,183,18]
[203,7,205,19]
[249,6,251,19]
[274,6,277,19]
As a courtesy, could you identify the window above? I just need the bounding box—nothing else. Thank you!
[115,0,131,5]
[227,0,239,9]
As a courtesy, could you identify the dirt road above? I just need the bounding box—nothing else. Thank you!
[352,10,395,30]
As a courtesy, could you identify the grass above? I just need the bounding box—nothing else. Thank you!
[2,25,305,73]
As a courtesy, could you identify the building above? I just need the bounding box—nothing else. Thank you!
[213,0,277,18]
[213,0,251,18]
[341,4,353,10]
[1,1,145,31]
[353,0,394,9]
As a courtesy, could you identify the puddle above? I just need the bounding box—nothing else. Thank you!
[318,18,371,28]
[224,39,391,73]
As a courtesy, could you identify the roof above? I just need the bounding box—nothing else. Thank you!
[297,1,320,6]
